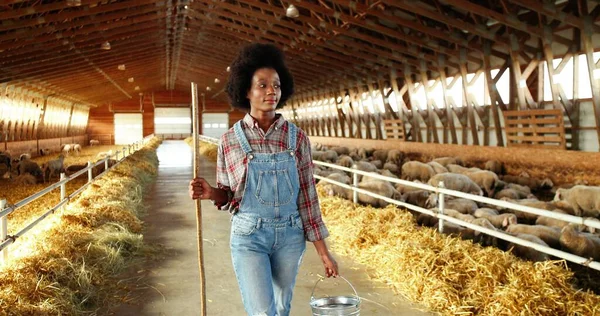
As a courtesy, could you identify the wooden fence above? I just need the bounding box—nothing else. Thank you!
[503,109,566,149]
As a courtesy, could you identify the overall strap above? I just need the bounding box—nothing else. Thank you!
[233,121,253,154]
[287,122,297,151]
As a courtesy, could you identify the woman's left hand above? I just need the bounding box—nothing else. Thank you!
[320,252,339,278]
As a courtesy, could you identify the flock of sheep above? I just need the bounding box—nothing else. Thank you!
[0,139,113,185]
[312,144,600,263]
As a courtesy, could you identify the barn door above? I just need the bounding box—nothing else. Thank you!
[201,113,229,139]
[114,113,143,145]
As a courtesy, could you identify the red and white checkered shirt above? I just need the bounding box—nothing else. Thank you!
[216,113,329,242]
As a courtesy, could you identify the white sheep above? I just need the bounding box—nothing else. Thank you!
[446,164,469,174]
[425,195,478,214]
[535,209,572,230]
[357,179,402,208]
[400,190,430,208]
[335,155,354,168]
[90,139,100,146]
[553,185,600,217]
[484,160,505,175]
[501,175,554,191]
[559,224,600,261]
[372,149,389,162]
[432,156,464,167]
[61,144,72,156]
[96,150,113,159]
[506,233,550,262]
[19,153,31,161]
[382,162,399,174]
[465,170,500,197]
[331,146,350,156]
[321,150,338,163]
[378,169,398,179]
[357,147,374,160]
[427,173,483,196]
[427,161,448,175]
[311,150,325,161]
[39,148,52,156]
[474,210,517,229]
[319,173,352,200]
[72,144,81,155]
[506,224,562,249]
[394,180,423,194]
[402,161,435,182]
[386,149,403,165]
[351,161,378,182]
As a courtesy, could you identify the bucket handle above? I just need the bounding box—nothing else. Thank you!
[310,275,359,301]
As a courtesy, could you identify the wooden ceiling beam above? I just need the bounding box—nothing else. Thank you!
[505,0,600,33]
[0,20,165,62]
[446,0,572,47]
[0,0,162,32]
[0,12,164,52]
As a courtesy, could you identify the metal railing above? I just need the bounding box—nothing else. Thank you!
[0,135,154,265]
[194,134,600,271]
[312,160,600,271]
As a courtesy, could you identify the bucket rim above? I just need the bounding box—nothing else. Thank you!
[310,275,360,302]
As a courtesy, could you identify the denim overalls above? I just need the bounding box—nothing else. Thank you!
[230,120,306,316]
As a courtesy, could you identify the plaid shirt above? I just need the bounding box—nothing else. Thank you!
[216,113,329,242]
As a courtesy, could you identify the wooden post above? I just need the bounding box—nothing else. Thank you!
[191,82,207,316]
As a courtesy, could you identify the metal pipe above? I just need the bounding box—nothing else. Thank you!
[60,173,66,211]
[438,181,445,234]
[0,199,7,263]
[88,161,93,183]
[352,165,358,204]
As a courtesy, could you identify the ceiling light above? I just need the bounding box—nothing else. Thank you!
[206,86,212,91]
[286,4,300,18]
[226,66,231,72]
[128,77,134,83]
[100,41,111,50]
[134,86,140,91]
[214,78,220,84]
[118,64,126,70]
[66,0,82,6]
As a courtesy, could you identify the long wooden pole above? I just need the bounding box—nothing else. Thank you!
[191,82,207,315]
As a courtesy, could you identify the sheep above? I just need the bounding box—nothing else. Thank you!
[89,139,100,146]
[441,208,476,222]
[319,173,352,200]
[65,163,89,176]
[535,209,572,230]
[39,148,52,156]
[474,210,517,229]
[433,221,480,241]
[357,147,374,160]
[96,150,113,160]
[311,150,325,161]
[351,161,378,181]
[474,208,499,217]
[466,217,499,246]
[425,195,478,214]
[553,185,600,217]
[44,154,66,182]
[494,189,523,200]
[426,161,448,175]
[505,233,551,262]
[559,224,600,261]
[446,164,470,174]
[357,179,402,208]
[432,156,464,167]
[331,146,350,156]
[402,161,436,182]
[321,150,338,163]
[427,173,483,196]
[378,169,398,179]
[61,144,72,156]
[0,154,11,172]
[501,175,554,191]
[386,149,403,165]
[382,162,399,174]
[506,224,562,249]
[92,159,117,177]
[400,190,430,208]
[394,180,423,195]
[19,153,31,161]
[465,170,500,197]
[370,160,383,169]
[372,149,389,162]
[72,144,81,155]
[17,159,44,183]
[484,160,505,175]
[336,155,354,168]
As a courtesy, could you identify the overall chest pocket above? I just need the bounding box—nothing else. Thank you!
[255,169,294,206]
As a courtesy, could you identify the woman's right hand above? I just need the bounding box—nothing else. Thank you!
[189,177,213,200]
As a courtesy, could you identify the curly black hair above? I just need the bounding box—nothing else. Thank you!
[226,43,294,110]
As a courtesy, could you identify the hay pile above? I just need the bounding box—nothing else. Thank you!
[0,137,161,315]
[318,188,600,315]
[184,137,218,162]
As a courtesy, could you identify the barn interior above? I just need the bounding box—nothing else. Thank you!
[1,0,600,315]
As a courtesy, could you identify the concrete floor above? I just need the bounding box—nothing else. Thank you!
[108,140,434,316]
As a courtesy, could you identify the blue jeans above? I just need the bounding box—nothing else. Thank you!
[230,214,306,316]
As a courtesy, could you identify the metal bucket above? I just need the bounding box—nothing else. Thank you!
[310,276,360,316]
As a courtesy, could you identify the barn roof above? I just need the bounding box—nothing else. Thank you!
[0,0,597,106]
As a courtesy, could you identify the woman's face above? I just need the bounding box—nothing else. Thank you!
[246,67,281,112]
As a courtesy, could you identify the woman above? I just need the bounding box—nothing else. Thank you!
[189,43,338,316]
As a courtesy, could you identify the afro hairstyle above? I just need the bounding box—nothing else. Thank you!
[226,43,294,110]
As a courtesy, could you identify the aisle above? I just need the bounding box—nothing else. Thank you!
[108,140,433,315]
